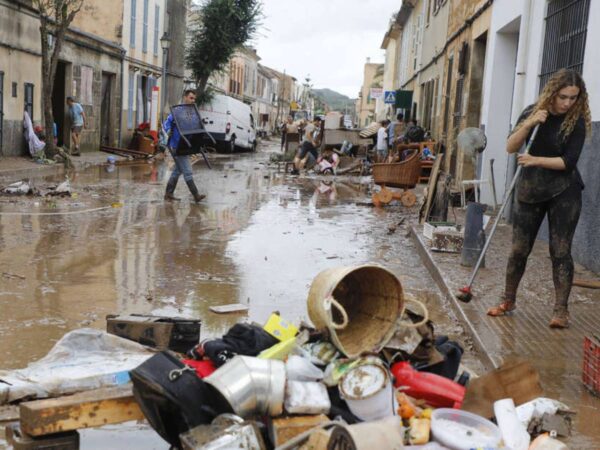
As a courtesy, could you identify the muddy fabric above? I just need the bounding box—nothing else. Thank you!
[505,182,582,311]
[514,105,586,204]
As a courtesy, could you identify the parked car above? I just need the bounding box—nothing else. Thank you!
[199,94,257,152]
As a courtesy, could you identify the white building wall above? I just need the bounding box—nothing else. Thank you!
[122,0,166,133]
[479,0,545,204]
[479,0,600,272]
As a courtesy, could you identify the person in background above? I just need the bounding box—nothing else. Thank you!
[316,148,340,174]
[66,96,86,156]
[486,69,591,329]
[163,90,206,203]
[387,113,405,149]
[280,115,292,151]
[293,116,322,173]
[375,120,389,162]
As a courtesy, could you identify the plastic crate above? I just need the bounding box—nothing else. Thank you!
[582,335,600,396]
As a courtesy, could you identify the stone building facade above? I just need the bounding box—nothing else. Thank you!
[0,0,125,155]
[357,59,383,128]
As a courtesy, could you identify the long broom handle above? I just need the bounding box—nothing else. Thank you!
[465,124,540,288]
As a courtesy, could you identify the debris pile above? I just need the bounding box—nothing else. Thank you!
[0,265,576,449]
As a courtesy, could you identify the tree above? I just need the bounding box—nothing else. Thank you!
[34,0,83,161]
[186,0,262,103]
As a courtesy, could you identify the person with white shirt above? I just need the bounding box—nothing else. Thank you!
[376,120,389,162]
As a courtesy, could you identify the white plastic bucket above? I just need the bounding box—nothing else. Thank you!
[339,363,397,421]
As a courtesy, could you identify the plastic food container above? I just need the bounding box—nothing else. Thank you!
[431,408,502,450]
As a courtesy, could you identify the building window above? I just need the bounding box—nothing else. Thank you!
[453,76,464,128]
[12,82,17,98]
[130,0,136,48]
[128,72,135,129]
[539,0,590,90]
[153,4,160,56]
[433,0,447,15]
[142,0,149,53]
[24,83,34,119]
[443,57,453,135]
[80,66,94,105]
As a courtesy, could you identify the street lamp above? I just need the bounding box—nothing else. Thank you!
[160,32,171,121]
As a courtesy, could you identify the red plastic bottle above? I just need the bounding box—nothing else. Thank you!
[391,361,465,408]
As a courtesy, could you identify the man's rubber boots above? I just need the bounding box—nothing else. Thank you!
[186,179,206,203]
[164,178,180,201]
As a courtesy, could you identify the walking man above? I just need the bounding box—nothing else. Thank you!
[66,97,86,156]
[163,90,205,203]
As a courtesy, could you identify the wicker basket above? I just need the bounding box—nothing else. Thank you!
[307,265,404,358]
[372,149,421,189]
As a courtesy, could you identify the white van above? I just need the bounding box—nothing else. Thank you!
[199,94,257,152]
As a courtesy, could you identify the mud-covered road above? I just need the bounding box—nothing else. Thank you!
[0,141,478,448]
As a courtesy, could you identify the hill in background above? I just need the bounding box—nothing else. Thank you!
[312,88,356,114]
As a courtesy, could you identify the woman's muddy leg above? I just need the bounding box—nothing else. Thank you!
[504,200,547,302]
[547,184,582,314]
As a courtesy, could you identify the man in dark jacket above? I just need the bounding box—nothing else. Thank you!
[163,90,205,203]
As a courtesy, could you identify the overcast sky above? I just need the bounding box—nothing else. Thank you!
[253,0,400,99]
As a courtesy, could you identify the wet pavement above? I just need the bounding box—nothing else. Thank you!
[0,141,479,448]
[412,211,600,449]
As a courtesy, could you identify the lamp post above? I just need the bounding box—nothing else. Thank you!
[160,32,171,122]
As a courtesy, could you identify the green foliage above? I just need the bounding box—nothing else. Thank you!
[312,88,356,113]
[186,0,262,94]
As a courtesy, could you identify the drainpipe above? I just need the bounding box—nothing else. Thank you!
[118,51,125,147]
[504,0,532,220]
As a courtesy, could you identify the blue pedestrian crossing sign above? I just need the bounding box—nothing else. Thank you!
[384,91,396,104]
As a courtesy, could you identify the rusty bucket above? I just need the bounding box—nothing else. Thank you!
[307,265,404,358]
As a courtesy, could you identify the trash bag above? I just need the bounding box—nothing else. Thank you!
[194,324,279,367]
[130,350,231,448]
[417,336,464,380]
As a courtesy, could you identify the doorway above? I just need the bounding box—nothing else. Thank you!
[0,71,4,154]
[51,61,67,147]
[466,32,488,128]
[100,72,114,145]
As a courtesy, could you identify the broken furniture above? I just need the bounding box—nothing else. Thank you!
[395,141,437,183]
[170,103,216,169]
[372,148,421,207]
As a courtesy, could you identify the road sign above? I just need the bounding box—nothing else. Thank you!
[370,88,383,99]
[384,91,396,104]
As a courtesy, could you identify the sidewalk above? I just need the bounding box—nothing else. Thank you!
[0,152,110,180]
[411,210,600,449]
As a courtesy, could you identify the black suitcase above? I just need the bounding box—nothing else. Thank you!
[106,314,201,353]
[130,350,232,448]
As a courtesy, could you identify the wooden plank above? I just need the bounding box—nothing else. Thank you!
[209,303,249,314]
[271,414,329,447]
[419,153,444,224]
[20,386,144,437]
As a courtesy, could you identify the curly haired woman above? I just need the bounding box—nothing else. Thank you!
[487,69,592,329]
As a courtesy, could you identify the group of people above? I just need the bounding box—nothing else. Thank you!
[61,68,596,330]
[283,116,340,175]
[374,113,423,163]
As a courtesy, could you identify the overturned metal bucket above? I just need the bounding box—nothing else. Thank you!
[204,356,285,418]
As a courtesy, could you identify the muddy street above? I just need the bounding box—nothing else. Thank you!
[0,141,470,370]
[0,141,477,448]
